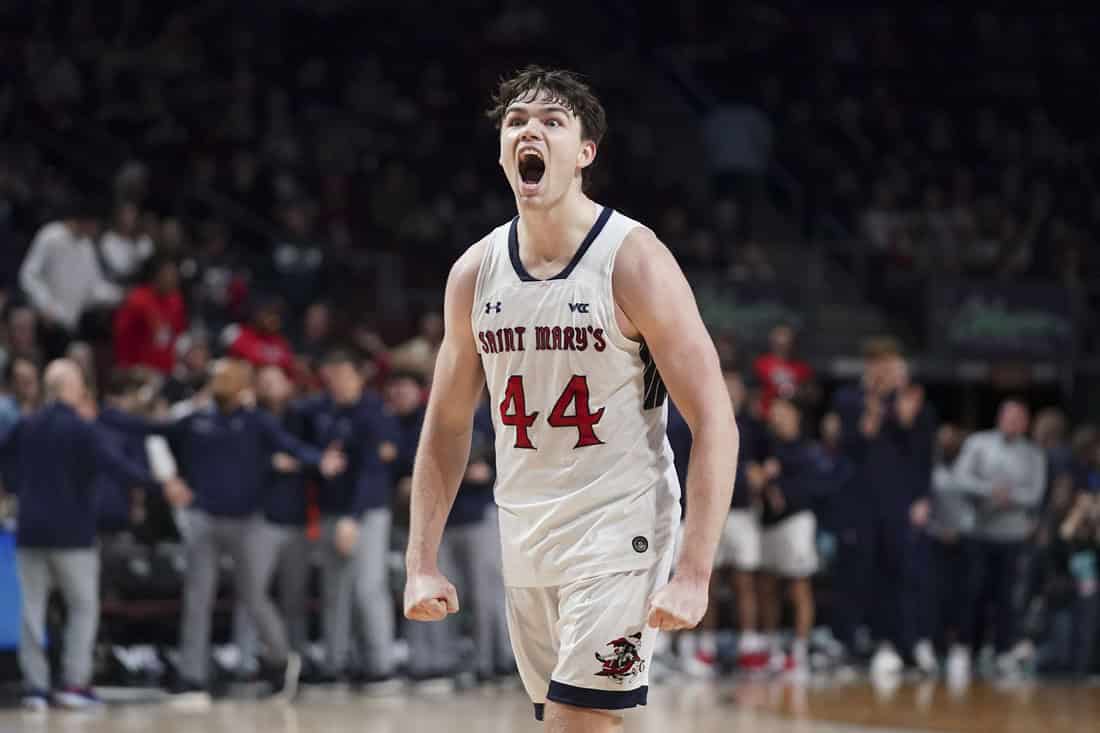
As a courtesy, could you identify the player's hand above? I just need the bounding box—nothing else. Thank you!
[647,574,708,631]
[163,477,194,508]
[320,442,347,478]
[334,516,359,557]
[404,571,460,622]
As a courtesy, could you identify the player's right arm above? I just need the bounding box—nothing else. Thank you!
[403,240,487,622]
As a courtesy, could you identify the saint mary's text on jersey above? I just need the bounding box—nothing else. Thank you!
[477,325,607,355]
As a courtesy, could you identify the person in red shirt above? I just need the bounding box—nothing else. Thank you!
[113,257,188,374]
[222,296,297,378]
[753,323,815,417]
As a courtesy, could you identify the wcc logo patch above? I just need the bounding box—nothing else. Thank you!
[594,633,645,682]
[568,302,589,314]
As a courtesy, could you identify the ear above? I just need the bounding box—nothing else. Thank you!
[577,140,597,172]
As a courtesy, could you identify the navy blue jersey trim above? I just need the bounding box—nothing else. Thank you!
[509,206,613,282]
[546,680,649,711]
[533,702,545,721]
[639,341,667,410]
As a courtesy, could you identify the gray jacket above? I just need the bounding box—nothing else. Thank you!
[951,430,1046,542]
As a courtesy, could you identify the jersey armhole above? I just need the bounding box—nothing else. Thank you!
[470,230,500,324]
[604,223,647,354]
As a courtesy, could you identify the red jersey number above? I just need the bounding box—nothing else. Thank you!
[499,375,604,450]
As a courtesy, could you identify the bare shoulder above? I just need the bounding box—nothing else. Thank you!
[444,237,490,312]
[448,237,490,291]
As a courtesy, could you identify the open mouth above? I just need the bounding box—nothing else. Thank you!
[518,150,546,185]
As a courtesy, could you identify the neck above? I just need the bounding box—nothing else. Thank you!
[516,192,599,265]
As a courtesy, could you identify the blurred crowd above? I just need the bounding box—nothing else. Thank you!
[641,3,1100,349]
[663,328,1100,685]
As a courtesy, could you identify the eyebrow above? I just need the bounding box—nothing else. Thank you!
[505,104,571,116]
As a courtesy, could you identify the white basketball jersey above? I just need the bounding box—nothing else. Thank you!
[472,206,682,588]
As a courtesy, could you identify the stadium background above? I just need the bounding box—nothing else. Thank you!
[0,0,1099,727]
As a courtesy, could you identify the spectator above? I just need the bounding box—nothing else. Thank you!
[112,257,188,374]
[757,399,823,678]
[926,424,972,655]
[1039,492,1100,679]
[269,201,326,313]
[234,366,314,679]
[1068,425,1098,493]
[0,358,40,455]
[753,323,817,417]
[0,359,171,711]
[184,220,249,334]
[1033,407,1073,488]
[99,200,154,285]
[298,301,336,364]
[310,349,399,686]
[949,399,1047,682]
[18,200,122,355]
[832,339,937,676]
[162,331,211,406]
[2,356,42,417]
[92,370,151,537]
[223,297,296,377]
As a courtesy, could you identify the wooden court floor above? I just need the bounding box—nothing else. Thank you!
[1,678,1098,733]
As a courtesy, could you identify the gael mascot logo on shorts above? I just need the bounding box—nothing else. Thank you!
[594,632,645,682]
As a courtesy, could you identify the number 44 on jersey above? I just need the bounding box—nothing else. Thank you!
[500,375,605,450]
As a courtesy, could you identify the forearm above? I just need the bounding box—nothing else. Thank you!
[676,414,739,580]
[406,423,473,573]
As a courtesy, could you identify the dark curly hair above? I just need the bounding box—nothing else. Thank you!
[486,66,607,188]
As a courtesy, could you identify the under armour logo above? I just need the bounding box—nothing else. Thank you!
[485,302,502,314]
[568,302,590,314]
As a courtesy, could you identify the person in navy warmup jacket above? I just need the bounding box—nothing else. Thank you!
[309,349,400,684]
[0,359,180,711]
[831,341,936,675]
[231,365,315,677]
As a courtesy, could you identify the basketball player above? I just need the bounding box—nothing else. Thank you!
[403,67,739,732]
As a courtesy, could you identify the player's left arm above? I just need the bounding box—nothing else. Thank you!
[614,227,739,630]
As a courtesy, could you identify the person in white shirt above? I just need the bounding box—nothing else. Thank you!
[19,202,123,352]
[100,200,154,285]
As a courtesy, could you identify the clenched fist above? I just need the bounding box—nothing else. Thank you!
[404,571,460,622]
[647,574,708,631]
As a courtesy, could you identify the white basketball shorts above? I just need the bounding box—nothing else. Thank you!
[715,509,762,571]
[505,541,675,721]
[761,510,819,578]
